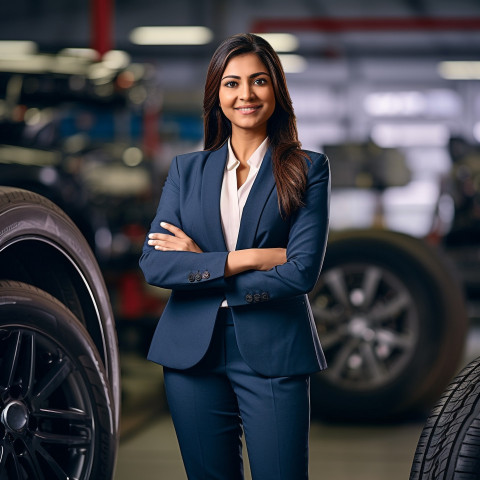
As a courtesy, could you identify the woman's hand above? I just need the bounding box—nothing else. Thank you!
[148,222,203,253]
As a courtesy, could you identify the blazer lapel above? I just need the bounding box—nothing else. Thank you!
[202,144,228,251]
[236,148,276,250]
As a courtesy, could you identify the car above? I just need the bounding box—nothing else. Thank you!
[0,187,120,479]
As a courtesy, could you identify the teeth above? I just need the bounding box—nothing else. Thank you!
[238,107,258,112]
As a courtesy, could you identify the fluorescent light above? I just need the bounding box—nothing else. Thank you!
[438,61,480,80]
[278,54,307,73]
[0,41,37,56]
[253,33,299,52]
[371,123,449,147]
[129,26,213,45]
[364,91,426,116]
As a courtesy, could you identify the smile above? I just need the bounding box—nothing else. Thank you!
[235,106,261,114]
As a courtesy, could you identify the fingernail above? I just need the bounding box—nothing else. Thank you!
[160,222,166,227]
[148,234,153,239]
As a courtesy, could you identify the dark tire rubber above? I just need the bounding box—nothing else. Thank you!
[310,229,468,422]
[0,186,120,429]
[0,280,116,480]
[410,356,480,479]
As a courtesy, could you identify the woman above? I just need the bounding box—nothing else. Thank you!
[140,33,330,480]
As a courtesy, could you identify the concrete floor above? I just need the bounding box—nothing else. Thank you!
[114,326,480,480]
[115,413,423,479]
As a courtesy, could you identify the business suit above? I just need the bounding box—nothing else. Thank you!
[140,142,330,479]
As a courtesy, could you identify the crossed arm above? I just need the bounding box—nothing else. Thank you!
[148,222,287,277]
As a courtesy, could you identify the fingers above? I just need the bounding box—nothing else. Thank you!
[160,221,186,238]
[148,234,184,250]
[147,223,202,253]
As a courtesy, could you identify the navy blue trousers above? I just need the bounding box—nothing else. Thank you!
[163,308,310,480]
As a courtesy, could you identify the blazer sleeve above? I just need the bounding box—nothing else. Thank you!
[139,156,229,291]
[224,153,330,306]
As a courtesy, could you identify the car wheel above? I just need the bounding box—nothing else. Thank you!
[0,280,116,479]
[410,356,480,479]
[310,229,468,421]
[0,187,120,430]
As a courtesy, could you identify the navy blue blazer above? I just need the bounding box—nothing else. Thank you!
[140,143,330,377]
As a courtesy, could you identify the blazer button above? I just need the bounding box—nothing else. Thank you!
[261,292,269,301]
[245,294,253,303]
[202,271,210,279]
[188,273,195,282]
[195,273,202,282]
[253,293,261,303]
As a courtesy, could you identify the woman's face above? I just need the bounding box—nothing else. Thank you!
[219,53,276,137]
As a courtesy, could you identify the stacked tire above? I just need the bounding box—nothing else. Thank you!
[410,356,480,479]
[0,187,120,479]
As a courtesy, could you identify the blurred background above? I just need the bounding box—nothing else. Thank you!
[1,0,480,478]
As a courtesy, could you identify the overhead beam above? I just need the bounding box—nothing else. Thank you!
[252,17,480,33]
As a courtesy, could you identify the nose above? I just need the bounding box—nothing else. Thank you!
[240,83,254,101]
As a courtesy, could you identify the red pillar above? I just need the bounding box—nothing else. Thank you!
[91,0,113,58]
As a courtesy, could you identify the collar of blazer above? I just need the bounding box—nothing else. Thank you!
[202,142,276,252]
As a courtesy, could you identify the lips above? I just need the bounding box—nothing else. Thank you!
[235,105,261,114]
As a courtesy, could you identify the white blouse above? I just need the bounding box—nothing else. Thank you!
[220,137,269,305]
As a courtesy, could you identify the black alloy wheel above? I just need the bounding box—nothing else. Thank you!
[0,281,116,480]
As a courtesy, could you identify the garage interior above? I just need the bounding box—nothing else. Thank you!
[1,0,480,479]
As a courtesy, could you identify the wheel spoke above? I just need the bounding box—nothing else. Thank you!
[361,267,382,308]
[360,343,387,379]
[0,331,21,390]
[36,407,91,423]
[376,328,414,349]
[369,293,410,322]
[310,304,343,324]
[320,325,349,350]
[18,332,35,399]
[22,439,48,480]
[35,445,70,480]
[34,429,91,447]
[328,338,360,378]
[323,270,350,308]
[0,443,22,479]
[32,358,73,408]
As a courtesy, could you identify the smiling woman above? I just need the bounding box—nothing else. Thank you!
[140,33,330,480]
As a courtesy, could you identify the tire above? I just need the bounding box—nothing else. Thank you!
[410,356,480,479]
[0,280,116,479]
[0,187,120,429]
[310,229,468,421]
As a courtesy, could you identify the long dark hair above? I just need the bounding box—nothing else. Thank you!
[203,33,309,216]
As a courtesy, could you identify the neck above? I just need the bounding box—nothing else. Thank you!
[230,129,267,165]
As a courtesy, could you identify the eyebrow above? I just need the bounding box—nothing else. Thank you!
[221,72,270,80]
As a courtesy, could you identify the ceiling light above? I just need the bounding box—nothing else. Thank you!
[438,61,480,80]
[253,33,299,52]
[129,26,213,45]
[371,123,449,147]
[0,41,37,56]
[278,54,307,73]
